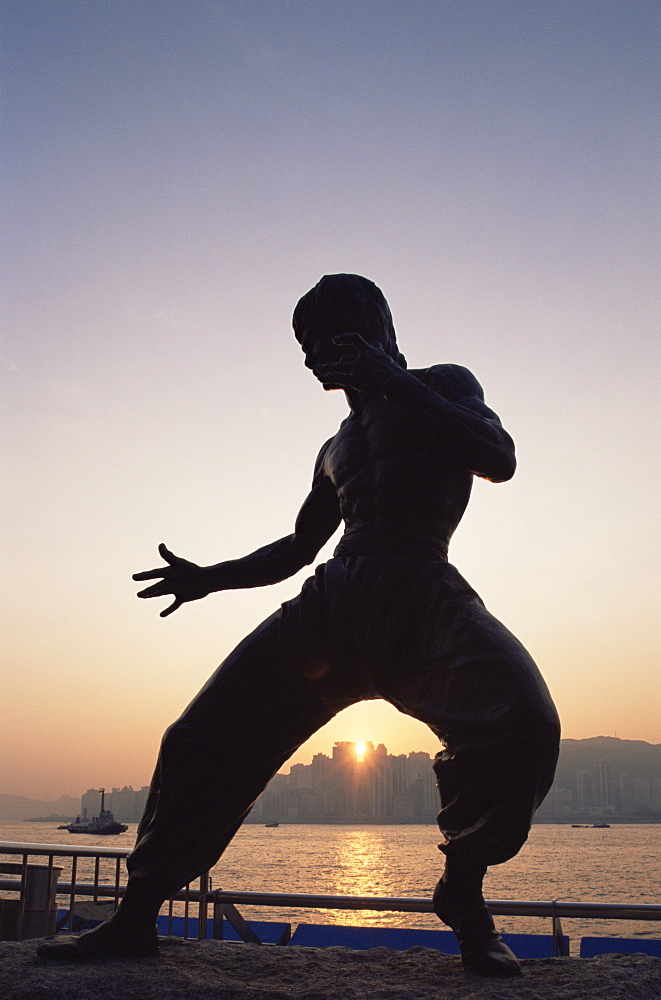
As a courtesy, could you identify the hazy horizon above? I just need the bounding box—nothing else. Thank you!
[3,2,659,800]
[2,733,659,804]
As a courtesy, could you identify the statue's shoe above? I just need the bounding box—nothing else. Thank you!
[433,878,521,977]
[37,919,159,962]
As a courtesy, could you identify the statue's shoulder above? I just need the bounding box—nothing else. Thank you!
[414,363,485,401]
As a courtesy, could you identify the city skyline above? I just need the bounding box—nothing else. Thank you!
[2,735,657,818]
[3,3,659,800]
[69,736,659,824]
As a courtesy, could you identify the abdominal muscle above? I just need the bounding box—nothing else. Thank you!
[322,396,473,557]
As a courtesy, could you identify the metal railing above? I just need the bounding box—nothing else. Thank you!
[0,840,209,942]
[2,840,660,956]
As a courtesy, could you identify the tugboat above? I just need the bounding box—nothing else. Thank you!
[64,789,128,835]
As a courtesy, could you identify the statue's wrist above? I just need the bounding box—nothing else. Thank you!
[204,563,227,593]
[381,369,412,399]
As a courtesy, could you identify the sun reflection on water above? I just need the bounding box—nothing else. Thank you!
[326,828,420,926]
[332,829,386,897]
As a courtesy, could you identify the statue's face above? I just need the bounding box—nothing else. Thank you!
[299,324,391,391]
[293,275,399,388]
[297,327,344,391]
[299,326,345,373]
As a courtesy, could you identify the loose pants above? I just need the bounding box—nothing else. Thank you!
[127,556,560,898]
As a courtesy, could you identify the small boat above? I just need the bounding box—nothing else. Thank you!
[592,822,611,828]
[64,789,128,835]
[264,821,280,828]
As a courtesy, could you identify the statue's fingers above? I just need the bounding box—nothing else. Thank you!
[132,568,167,581]
[160,598,182,617]
[158,542,177,563]
[332,332,365,347]
[315,361,352,376]
[313,360,354,384]
[136,582,168,598]
[317,372,350,387]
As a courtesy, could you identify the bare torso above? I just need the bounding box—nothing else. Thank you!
[322,366,474,556]
[133,353,515,609]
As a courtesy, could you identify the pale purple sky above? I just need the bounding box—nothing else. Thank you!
[2,1,659,798]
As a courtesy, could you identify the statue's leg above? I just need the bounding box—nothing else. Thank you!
[382,588,560,976]
[38,593,360,961]
[429,713,558,977]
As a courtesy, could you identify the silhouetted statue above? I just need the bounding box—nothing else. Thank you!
[39,274,560,975]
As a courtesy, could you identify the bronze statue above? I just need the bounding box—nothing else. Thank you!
[38,274,560,976]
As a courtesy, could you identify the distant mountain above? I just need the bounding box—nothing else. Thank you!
[555,736,660,787]
[0,794,80,821]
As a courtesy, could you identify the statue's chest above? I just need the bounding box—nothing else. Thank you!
[322,419,363,489]
[322,407,416,489]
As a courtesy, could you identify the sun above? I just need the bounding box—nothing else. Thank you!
[355,742,366,761]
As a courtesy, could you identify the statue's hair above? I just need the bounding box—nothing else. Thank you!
[293,274,406,368]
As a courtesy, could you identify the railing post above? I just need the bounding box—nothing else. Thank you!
[551,900,568,957]
[44,856,57,937]
[114,857,122,913]
[93,857,100,902]
[183,882,191,939]
[198,872,209,940]
[16,853,28,940]
[212,896,224,940]
[67,856,78,931]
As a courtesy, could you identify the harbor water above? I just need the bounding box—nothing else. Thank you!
[1,821,659,941]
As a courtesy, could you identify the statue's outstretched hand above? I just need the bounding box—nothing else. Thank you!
[313,333,402,395]
[133,543,211,617]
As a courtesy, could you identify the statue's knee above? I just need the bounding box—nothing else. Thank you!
[160,721,194,759]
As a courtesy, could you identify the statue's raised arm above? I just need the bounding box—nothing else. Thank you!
[312,333,515,484]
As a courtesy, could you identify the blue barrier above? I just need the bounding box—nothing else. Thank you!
[289,923,570,957]
[156,914,291,945]
[56,910,290,945]
[502,932,571,959]
[290,923,460,952]
[580,937,661,958]
[63,909,661,960]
